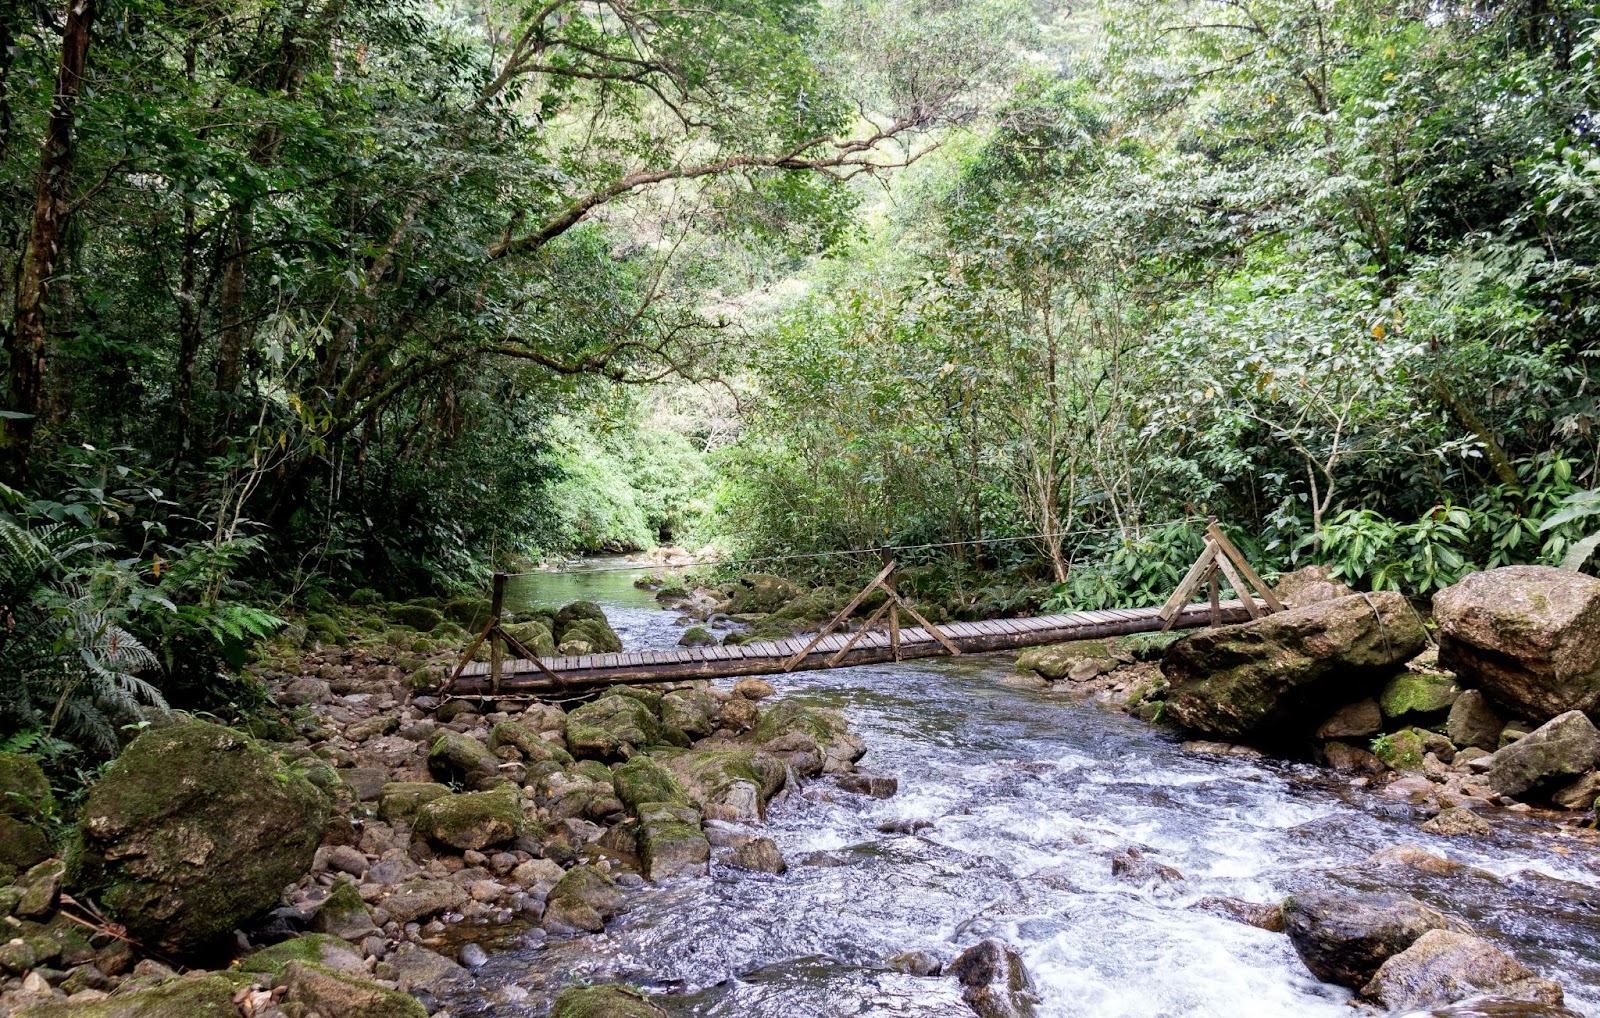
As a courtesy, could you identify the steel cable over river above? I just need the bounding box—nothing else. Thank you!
[433,560,1600,1018]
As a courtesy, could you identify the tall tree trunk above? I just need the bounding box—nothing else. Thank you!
[213,204,251,397]
[2,0,98,482]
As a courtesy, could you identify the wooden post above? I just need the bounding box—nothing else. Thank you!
[1205,519,1285,613]
[883,548,901,662]
[489,572,506,694]
[1207,565,1221,626]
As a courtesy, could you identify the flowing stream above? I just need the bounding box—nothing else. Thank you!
[446,561,1600,1017]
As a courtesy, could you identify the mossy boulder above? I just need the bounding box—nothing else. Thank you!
[1379,671,1458,722]
[554,600,609,630]
[678,626,717,648]
[502,620,556,658]
[377,781,450,822]
[67,720,329,958]
[391,605,444,632]
[552,985,668,1018]
[239,933,367,979]
[635,802,709,881]
[657,748,786,821]
[748,698,865,773]
[13,970,256,1018]
[542,864,626,934]
[414,787,525,850]
[661,691,720,739]
[1162,592,1428,741]
[280,960,430,1018]
[488,721,570,764]
[769,589,842,624]
[1015,640,1117,681]
[311,878,379,940]
[1374,728,1429,771]
[612,756,688,813]
[0,752,54,872]
[726,574,800,614]
[427,730,504,789]
[304,612,347,647]
[559,617,623,654]
[442,595,496,629]
[565,694,661,761]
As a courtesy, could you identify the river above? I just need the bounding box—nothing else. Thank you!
[443,561,1600,1017]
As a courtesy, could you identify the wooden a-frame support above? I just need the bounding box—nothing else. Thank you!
[442,573,567,696]
[782,554,962,671]
[1157,519,1285,632]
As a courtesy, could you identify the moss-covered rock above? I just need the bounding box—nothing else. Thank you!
[747,699,865,773]
[612,756,687,813]
[311,878,379,940]
[391,605,444,632]
[657,748,786,821]
[565,694,661,761]
[678,626,716,648]
[442,595,496,629]
[661,691,720,739]
[635,802,709,881]
[1379,672,1458,721]
[427,730,504,789]
[67,720,329,958]
[559,617,623,654]
[1374,729,1428,771]
[304,612,347,647]
[488,721,570,764]
[551,984,668,1018]
[0,752,54,872]
[239,933,367,978]
[12,970,256,1017]
[502,620,556,658]
[376,781,450,822]
[414,787,525,850]
[280,960,429,1018]
[554,600,609,631]
[726,574,800,614]
[542,864,626,934]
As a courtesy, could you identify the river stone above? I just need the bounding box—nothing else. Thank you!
[542,864,625,934]
[1191,896,1285,932]
[837,773,898,798]
[1323,740,1386,773]
[1434,566,1600,722]
[727,836,787,874]
[502,620,556,658]
[565,694,660,761]
[661,691,720,739]
[1281,889,1473,989]
[1448,690,1506,752]
[11,970,255,1018]
[1015,641,1110,681]
[427,730,505,790]
[67,720,329,958]
[947,938,1040,1018]
[377,781,450,822]
[1316,700,1383,739]
[379,944,468,992]
[1549,771,1600,811]
[748,699,866,773]
[1362,929,1565,1011]
[726,574,800,614]
[612,756,688,813]
[1162,592,1427,741]
[636,802,709,881]
[886,950,943,976]
[658,747,786,821]
[551,984,667,1018]
[1405,997,1584,1017]
[414,787,525,850]
[679,626,717,647]
[1484,710,1600,797]
[281,959,429,1018]
[382,878,468,924]
[1381,671,1459,721]
[0,752,55,873]
[1421,807,1491,837]
[488,721,569,765]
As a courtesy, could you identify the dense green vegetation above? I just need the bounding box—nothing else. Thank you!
[6,0,1600,759]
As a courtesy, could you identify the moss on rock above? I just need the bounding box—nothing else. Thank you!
[565,694,661,761]
[67,720,329,959]
[427,730,503,789]
[501,620,556,658]
[239,933,365,978]
[1379,672,1458,721]
[391,605,444,632]
[612,756,687,813]
[377,781,450,822]
[280,960,429,1018]
[12,971,256,1018]
[414,787,525,851]
[551,985,668,1018]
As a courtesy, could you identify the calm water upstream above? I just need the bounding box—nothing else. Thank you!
[444,561,1600,1017]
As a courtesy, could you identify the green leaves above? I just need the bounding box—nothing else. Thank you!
[1539,489,1600,570]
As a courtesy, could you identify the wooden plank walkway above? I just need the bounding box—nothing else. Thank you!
[446,597,1261,696]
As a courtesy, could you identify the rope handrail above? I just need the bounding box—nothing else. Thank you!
[496,515,1211,577]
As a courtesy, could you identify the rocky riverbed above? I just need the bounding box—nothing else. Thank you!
[1,560,1598,1017]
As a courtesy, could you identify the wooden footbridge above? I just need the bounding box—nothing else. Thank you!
[442,520,1284,697]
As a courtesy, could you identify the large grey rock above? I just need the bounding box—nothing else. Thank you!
[564,694,660,761]
[1448,690,1506,752]
[1484,710,1600,797]
[1401,997,1583,1017]
[1434,566,1600,722]
[67,720,329,957]
[427,730,504,790]
[1162,593,1427,740]
[947,939,1039,1018]
[1362,930,1565,1011]
[1281,889,1472,989]
[1550,771,1600,811]
[542,864,625,934]
[1317,700,1383,739]
[635,803,709,881]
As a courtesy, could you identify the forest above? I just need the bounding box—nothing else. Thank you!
[5,0,1600,758]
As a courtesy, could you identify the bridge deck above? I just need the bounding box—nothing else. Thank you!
[447,598,1258,695]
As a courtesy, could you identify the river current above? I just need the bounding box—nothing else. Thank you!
[442,562,1600,1017]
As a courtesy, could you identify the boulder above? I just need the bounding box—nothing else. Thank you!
[635,802,710,881]
[12,971,254,1018]
[382,878,468,924]
[488,721,569,764]
[391,605,444,632]
[1402,998,1582,1017]
[1448,690,1505,752]
[379,944,467,992]
[414,788,525,851]
[1422,808,1491,837]
[1316,700,1383,740]
[542,864,625,934]
[552,985,668,1018]
[240,933,368,978]
[726,574,800,614]
[1273,565,1354,607]
[1381,672,1459,722]
[67,720,329,957]
[427,730,504,789]
[311,879,379,940]
[280,960,430,1018]
[678,626,716,648]
[1484,710,1600,798]
[1162,592,1427,740]
[612,756,687,813]
[1015,640,1118,681]
[1281,889,1472,989]
[728,836,787,874]
[734,678,776,701]
[553,602,622,653]
[1434,566,1600,721]
[565,694,660,761]
[748,699,865,773]
[1323,741,1385,774]
[946,938,1039,1018]
[501,620,556,658]
[377,781,450,822]
[0,753,54,873]
[660,691,720,739]
[658,748,786,821]
[1361,930,1565,1011]
[1550,771,1600,811]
